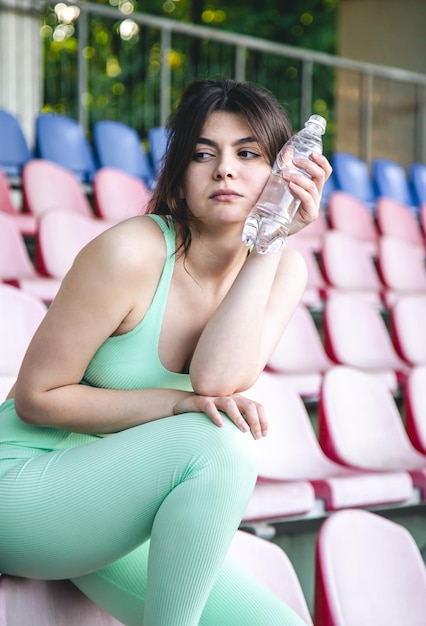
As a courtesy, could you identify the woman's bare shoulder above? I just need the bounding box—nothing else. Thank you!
[76,215,169,279]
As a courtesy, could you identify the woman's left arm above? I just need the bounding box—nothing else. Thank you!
[190,152,331,396]
[189,245,307,396]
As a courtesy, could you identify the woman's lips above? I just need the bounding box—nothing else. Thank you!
[210,189,242,201]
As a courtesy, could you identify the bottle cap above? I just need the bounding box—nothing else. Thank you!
[305,114,326,134]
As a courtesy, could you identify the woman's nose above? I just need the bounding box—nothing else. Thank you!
[214,157,236,180]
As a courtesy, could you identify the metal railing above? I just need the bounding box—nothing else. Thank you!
[3,0,426,165]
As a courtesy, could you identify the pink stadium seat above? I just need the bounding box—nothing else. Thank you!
[22,159,94,218]
[0,168,37,237]
[404,366,426,455]
[288,238,328,309]
[242,480,316,524]
[391,295,426,367]
[321,230,384,306]
[0,213,60,303]
[323,292,408,393]
[327,190,379,257]
[93,167,151,221]
[378,236,426,306]
[267,303,334,400]
[314,509,426,626]
[228,530,313,625]
[375,196,425,248]
[0,577,124,626]
[319,366,426,499]
[0,375,17,402]
[289,207,328,253]
[36,210,115,279]
[0,283,47,377]
[244,372,413,511]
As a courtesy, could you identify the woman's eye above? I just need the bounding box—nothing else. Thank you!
[239,149,260,159]
[193,151,213,161]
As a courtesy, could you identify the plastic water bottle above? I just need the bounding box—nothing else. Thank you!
[242,114,327,254]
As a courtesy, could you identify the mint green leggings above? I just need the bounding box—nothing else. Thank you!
[0,408,306,625]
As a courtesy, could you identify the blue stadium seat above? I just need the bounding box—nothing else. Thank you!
[409,162,426,206]
[93,120,154,187]
[147,126,169,178]
[320,170,337,208]
[35,113,96,184]
[331,152,376,209]
[0,109,32,177]
[372,157,417,212]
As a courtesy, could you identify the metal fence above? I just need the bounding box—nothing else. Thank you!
[4,0,426,165]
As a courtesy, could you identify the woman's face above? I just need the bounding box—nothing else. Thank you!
[181,110,271,227]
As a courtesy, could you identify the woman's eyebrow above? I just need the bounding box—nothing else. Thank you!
[196,136,259,147]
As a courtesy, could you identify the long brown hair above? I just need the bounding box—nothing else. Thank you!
[149,79,293,256]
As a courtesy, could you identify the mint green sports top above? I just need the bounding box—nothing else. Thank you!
[0,215,192,455]
[81,214,193,393]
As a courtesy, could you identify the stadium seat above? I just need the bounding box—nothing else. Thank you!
[0,577,124,626]
[323,292,408,393]
[228,530,313,625]
[327,191,379,257]
[0,283,47,377]
[391,295,426,367]
[314,508,426,626]
[410,162,426,206]
[0,213,60,303]
[244,371,413,511]
[319,171,337,209]
[0,108,32,178]
[404,365,426,455]
[319,366,426,499]
[147,126,169,178]
[375,197,424,247]
[35,113,96,184]
[372,157,417,211]
[287,238,328,310]
[331,152,376,208]
[321,230,384,306]
[0,168,37,237]
[420,202,426,238]
[0,375,16,402]
[242,480,316,525]
[23,159,94,219]
[266,303,334,400]
[93,167,151,221]
[288,206,329,254]
[93,120,154,187]
[378,237,426,306]
[36,210,115,279]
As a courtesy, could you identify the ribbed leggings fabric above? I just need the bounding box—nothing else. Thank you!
[0,410,306,625]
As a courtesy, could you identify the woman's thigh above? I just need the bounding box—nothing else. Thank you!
[0,411,258,580]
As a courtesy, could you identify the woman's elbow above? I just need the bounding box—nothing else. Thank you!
[13,387,43,425]
[190,370,257,398]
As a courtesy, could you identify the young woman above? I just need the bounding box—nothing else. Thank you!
[0,79,331,625]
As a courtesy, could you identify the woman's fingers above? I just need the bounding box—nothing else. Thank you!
[174,392,267,440]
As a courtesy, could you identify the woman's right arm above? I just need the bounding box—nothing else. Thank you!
[14,218,196,434]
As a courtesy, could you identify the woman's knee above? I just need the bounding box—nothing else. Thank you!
[197,415,259,487]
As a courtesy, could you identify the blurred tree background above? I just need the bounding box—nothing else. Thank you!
[41,0,338,149]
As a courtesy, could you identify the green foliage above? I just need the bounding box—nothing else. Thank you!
[40,0,338,151]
